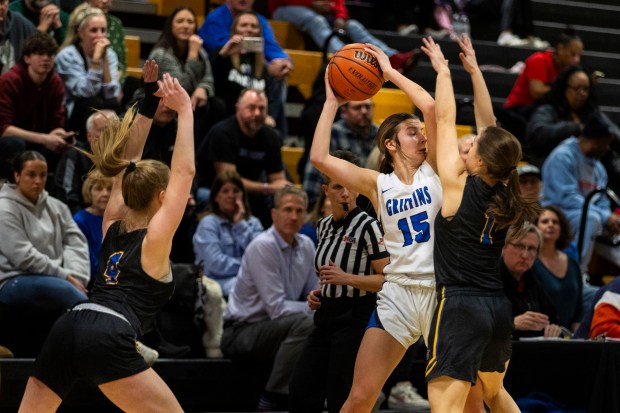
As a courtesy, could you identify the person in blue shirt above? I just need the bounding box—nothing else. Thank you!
[73,170,112,286]
[192,169,263,297]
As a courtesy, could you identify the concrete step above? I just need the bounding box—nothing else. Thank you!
[532,0,620,29]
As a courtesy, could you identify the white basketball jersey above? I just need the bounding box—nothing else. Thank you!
[376,161,442,284]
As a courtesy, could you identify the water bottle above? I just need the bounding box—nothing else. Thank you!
[452,12,470,38]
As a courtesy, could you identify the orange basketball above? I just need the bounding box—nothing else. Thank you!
[328,43,384,101]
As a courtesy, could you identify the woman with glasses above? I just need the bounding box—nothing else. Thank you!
[525,65,619,167]
[532,205,583,332]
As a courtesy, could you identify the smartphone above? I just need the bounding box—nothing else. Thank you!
[240,37,264,53]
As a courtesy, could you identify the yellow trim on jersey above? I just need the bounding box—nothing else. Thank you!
[425,286,445,376]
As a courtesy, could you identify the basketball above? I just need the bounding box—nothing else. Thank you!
[328,43,384,101]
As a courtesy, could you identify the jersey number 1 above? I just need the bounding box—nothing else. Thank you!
[397,211,430,246]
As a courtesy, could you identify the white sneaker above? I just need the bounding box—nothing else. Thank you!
[388,381,430,411]
[497,32,530,47]
[528,36,550,49]
[136,341,159,366]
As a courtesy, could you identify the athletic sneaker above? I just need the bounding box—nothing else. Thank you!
[388,381,431,411]
[136,341,159,366]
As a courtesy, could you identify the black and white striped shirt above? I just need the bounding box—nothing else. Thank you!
[315,207,389,298]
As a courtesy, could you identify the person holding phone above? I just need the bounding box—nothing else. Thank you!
[0,32,72,181]
[211,11,270,117]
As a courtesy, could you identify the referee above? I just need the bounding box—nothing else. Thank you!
[289,150,390,413]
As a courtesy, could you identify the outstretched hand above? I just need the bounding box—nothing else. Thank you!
[420,36,449,74]
[323,67,348,106]
[157,73,191,113]
[457,34,479,75]
[142,59,158,83]
[363,43,391,82]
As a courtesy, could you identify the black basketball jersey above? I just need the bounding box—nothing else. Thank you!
[90,221,175,336]
[433,175,507,291]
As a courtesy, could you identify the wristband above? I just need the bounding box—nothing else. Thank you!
[138,80,160,118]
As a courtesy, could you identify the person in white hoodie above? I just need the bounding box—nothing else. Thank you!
[0,150,89,315]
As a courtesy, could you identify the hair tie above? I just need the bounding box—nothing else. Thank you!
[126,161,137,173]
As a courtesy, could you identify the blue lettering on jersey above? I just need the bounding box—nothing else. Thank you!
[104,251,124,285]
[385,186,432,216]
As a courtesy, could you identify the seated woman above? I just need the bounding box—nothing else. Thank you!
[148,6,226,147]
[73,169,112,286]
[56,5,122,139]
[532,205,583,332]
[192,170,263,297]
[0,151,89,320]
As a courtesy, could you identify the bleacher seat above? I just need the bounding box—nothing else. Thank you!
[282,146,304,185]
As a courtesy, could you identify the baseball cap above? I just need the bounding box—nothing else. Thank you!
[517,164,541,179]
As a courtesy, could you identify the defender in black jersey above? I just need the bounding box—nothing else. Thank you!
[422,36,540,412]
[289,151,390,413]
[19,67,195,413]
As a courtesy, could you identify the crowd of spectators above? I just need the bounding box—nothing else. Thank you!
[0,0,619,411]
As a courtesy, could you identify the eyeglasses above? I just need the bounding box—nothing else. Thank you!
[508,242,538,256]
[567,85,590,94]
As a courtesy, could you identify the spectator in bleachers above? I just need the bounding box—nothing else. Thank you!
[83,0,126,83]
[497,0,549,48]
[211,11,268,117]
[199,0,292,137]
[0,0,37,74]
[9,0,68,46]
[72,169,111,286]
[299,190,331,245]
[269,0,418,73]
[56,5,121,140]
[289,150,390,413]
[149,6,226,147]
[0,32,70,183]
[457,133,474,162]
[221,186,317,412]
[0,150,89,317]
[502,223,563,339]
[541,112,620,274]
[532,205,584,332]
[54,109,117,213]
[195,88,292,228]
[193,170,263,297]
[517,163,542,202]
[500,29,583,141]
[302,99,378,208]
[525,66,619,167]
[574,276,620,339]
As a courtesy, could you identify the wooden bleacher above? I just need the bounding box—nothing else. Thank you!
[147,0,204,16]
[269,20,305,50]
[282,146,304,185]
[124,35,142,77]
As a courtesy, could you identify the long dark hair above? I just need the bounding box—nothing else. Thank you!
[477,127,541,229]
[153,6,198,61]
[208,170,252,220]
[537,205,574,250]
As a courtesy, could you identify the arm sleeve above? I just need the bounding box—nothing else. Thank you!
[364,219,390,261]
[56,47,104,99]
[196,50,215,97]
[590,303,620,338]
[526,105,581,157]
[0,208,71,278]
[101,48,121,99]
[0,76,17,136]
[199,7,232,56]
[258,15,288,62]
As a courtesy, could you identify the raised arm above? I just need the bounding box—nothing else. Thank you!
[364,44,437,172]
[143,74,195,274]
[457,35,496,130]
[124,60,159,161]
[309,70,379,206]
[421,37,465,218]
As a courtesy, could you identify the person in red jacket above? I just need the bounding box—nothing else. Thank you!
[269,0,418,73]
[0,32,74,181]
